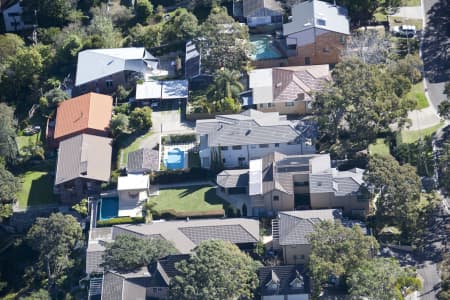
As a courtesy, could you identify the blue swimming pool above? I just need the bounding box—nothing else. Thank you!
[98,197,119,220]
[250,35,284,60]
[165,148,185,170]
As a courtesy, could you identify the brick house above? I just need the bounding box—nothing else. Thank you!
[283,0,350,66]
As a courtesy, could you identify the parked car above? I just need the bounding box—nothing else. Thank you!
[391,25,416,38]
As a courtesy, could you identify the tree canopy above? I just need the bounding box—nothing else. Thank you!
[162,8,198,42]
[102,234,177,273]
[0,103,19,163]
[129,107,153,131]
[22,0,77,27]
[168,240,260,300]
[0,163,20,221]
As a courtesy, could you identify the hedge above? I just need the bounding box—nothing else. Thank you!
[154,208,225,220]
[151,167,212,184]
[162,134,197,145]
[96,216,145,227]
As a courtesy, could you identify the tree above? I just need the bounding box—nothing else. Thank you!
[343,30,390,64]
[125,23,162,48]
[197,6,250,73]
[102,234,177,272]
[366,154,421,240]
[22,0,77,27]
[307,221,379,296]
[324,0,379,25]
[26,213,82,296]
[0,34,24,79]
[39,88,69,117]
[390,54,423,84]
[348,258,420,300]
[207,68,243,100]
[162,8,198,42]
[439,82,450,119]
[87,11,123,49]
[0,103,19,163]
[135,0,153,24]
[19,289,51,300]
[0,163,20,221]
[129,107,152,131]
[168,240,259,300]
[110,113,129,137]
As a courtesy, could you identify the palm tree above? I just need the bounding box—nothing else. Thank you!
[207,68,244,101]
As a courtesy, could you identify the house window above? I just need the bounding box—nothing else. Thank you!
[157,288,162,292]
[285,102,294,107]
[105,80,113,88]
[232,145,242,150]
[267,103,275,108]
[273,195,279,201]
[220,146,229,151]
[275,143,279,148]
[222,158,226,163]
[305,57,311,65]
[259,104,265,108]
[153,288,157,293]
[259,144,269,148]
[340,35,346,45]
[317,18,326,26]
[294,181,309,187]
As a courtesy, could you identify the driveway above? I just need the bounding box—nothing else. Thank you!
[392,6,423,19]
[406,107,441,130]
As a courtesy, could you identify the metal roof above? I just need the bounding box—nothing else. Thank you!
[117,174,149,191]
[135,80,188,100]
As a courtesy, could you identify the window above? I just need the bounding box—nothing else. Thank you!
[259,144,269,148]
[105,80,113,88]
[294,181,309,187]
[157,288,162,292]
[220,146,229,151]
[232,145,242,150]
[259,104,265,108]
[153,288,157,293]
[285,102,294,107]
[250,144,257,149]
[238,157,246,162]
[323,47,330,53]
[340,35,346,45]
[305,57,311,65]
[273,195,279,201]
[275,143,279,148]
[317,18,326,26]
[268,103,275,107]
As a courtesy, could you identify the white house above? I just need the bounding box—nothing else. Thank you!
[2,2,32,32]
[117,174,149,217]
[233,0,284,27]
[196,109,316,169]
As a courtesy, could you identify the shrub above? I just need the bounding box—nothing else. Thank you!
[163,134,197,144]
[97,216,144,227]
[151,168,212,184]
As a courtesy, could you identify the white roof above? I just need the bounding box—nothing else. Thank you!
[310,154,331,174]
[283,0,350,36]
[117,174,149,191]
[135,80,188,100]
[75,48,158,86]
[249,68,273,104]
[249,159,263,195]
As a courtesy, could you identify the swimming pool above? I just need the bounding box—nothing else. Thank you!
[98,197,119,220]
[165,148,185,170]
[250,35,284,60]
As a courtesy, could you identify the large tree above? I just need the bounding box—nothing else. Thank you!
[0,34,24,79]
[0,163,20,221]
[87,10,123,49]
[197,6,250,73]
[162,8,198,43]
[307,221,379,296]
[129,107,152,131]
[102,234,177,273]
[366,154,422,240]
[135,0,153,24]
[438,82,450,119]
[26,213,82,296]
[348,258,421,300]
[22,0,77,27]
[0,103,19,163]
[168,240,259,300]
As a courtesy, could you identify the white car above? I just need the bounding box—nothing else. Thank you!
[392,25,416,38]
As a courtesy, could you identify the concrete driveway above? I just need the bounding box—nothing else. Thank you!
[392,6,423,19]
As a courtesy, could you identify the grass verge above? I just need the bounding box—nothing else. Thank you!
[398,121,445,144]
[408,82,428,110]
[118,130,153,166]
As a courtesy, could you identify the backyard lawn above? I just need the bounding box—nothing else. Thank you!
[369,138,390,156]
[16,132,41,156]
[148,185,227,217]
[408,82,428,110]
[398,121,445,144]
[16,171,56,208]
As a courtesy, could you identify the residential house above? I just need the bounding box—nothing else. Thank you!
[283,0,350,65]
[117,174,149,217]
[273,209,342,264]
[54,134,112,203]
[52,92,113,144]
[216,153,370,217]
[196,109,316,169]
[233,0,284,27]
[247,65,330,115]
[2,1,32,32]
[184,41,213,88]
[101,267,150,300]
[258,265,310,300]
[135,80,188,110]
[86,218,259,275]
[74,47,164,95]
[127,148,159,174]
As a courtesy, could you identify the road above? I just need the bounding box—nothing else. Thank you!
[421,0,449,110]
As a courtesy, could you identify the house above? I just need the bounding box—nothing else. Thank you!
[216,153,370,217]
[233,0,284,27]
[54,134,112,203]
[117,174,149,217]
[74,47,164,95]
[184,41,213,88]
[101,267,150,300]
[283,0,350,65]
[248,65,330,114]
[86,218,259,274]
[135,80,188,110]
[2,1,32,32]
[196,109,316,169]
[52,93,113,144]
[127,148,159,174]
[273,209,342,264]
[258,265,310,300]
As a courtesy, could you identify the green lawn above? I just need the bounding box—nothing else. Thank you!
[398,121,445,144]
[16,133,41,155]
[389,16,423,30]
[401,0,421,6]
[408,82,428,109]
[369,138,390,156]
[118,130,153,166]
[16,171,56,208]
[148,185,227,217]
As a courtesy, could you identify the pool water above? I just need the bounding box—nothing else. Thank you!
[250,35,284,60]
[165,148,185,170]
[98,197,119,220]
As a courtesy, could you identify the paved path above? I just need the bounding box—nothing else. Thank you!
[392,6,423,19]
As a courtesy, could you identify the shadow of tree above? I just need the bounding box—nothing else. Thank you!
[27,173,55,207]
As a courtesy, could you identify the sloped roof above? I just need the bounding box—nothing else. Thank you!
[243,0,283,17]
[75,47,158,86]
[55,134,112,185]
[283,0,350,36]
[279,209,342,246]
[309,167,365,196]
[102,268,150,300]
[185,41,201,79]
[127,148,159,173]
[196,110,304,147]
[258,265,310,296]
[54,93,113,140]
[148,254,190,287]
[249,65,330,105]
[216,169,249,188]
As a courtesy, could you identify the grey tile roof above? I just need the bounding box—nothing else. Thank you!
[278,209,342,246]
[102,272,124,300]
[148,254,190,287]
[283,0,350,36]
[243,0,283,17]
[55,134,112,185]
[309,168,365,196]
[127,148,159,173]
[102,268,150,300]
[216,169,249,188]
[196,110,305,147]
[179,224,258,245]
[258,265,310,296]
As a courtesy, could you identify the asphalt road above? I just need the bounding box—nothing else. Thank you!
[421,0,449,109]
